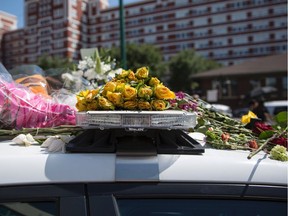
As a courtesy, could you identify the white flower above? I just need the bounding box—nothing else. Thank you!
[41,135,75,152]
[108,68,122,78]
[86,57,95,68]
[63,51,121,89]
[84,68,97,81]
[62,73,74,82]
[12,133,38,146]
[47,139,65,152]
[100,62,111,73]
[72,70,84,77]
[41,136,59,148]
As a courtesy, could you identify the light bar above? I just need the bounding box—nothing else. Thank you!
[76,110,197,129]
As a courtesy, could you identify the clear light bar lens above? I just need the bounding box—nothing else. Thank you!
[76,111,196,129]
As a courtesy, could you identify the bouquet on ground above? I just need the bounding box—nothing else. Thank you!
[76,66,176,111]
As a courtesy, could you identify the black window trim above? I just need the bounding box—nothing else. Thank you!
[0,182,286,216]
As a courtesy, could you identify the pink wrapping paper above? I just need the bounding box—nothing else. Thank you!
[0,76,76,129]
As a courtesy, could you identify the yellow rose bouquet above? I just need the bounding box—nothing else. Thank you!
[76,66,175,111]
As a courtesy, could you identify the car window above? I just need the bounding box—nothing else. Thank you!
[117,199,287,216]
[0,201,57,216]
[272,106,288,115]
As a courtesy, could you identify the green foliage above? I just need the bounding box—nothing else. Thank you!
[110,44,166,78]
[168,50,221,92]
[274,111,288,128]
[37,54,75,71]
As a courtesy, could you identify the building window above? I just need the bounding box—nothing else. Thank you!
[282,77,287,90]
[53,8,63,18]
[53,0,62,5]
[265,77,277,87]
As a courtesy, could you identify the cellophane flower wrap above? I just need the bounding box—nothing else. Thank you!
[0,63,76,129]
[76,66,176,111]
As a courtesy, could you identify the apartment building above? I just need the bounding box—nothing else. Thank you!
[0,11,18,64]
[0,0,287,69]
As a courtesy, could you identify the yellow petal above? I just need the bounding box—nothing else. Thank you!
[248,111,257,119]
[241,111,258,124]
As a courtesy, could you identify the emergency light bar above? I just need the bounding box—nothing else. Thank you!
[76,110,197,129]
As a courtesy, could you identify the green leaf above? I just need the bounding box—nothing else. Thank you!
[259,130,274,139]
[95,55,102,74]
[274,111,287,128]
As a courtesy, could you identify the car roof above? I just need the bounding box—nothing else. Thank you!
[264,100,288,106]
[0,140,287,186]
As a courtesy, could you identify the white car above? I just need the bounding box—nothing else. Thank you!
[264,100,288,116]
[0,111,287,216]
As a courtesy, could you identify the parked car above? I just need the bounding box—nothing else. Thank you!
[203,103,233,117]
[0,112,287,216]
[264,100,288,116]
[233,100,288,118]
[211,103,233,117]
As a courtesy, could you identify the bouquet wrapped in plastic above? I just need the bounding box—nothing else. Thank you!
[0,63,76,129]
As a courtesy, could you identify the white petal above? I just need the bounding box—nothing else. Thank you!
[12,134,27,145]
[23,138,33,147]
[59,135,75,143]
[47,139,65,152]
[26,134,38,144]
[41,136,58,148]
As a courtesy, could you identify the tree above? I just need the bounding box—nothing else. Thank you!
[168,50,221,93]
[110,43,166,78]
[37,54,75,71]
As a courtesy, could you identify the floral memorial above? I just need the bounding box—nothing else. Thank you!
[0,51,287,161]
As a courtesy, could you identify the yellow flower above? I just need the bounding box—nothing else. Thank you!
[86,89,99,102]
[123,100,138,110]
[241,111,258,124]
[135,67,149,79]
[77,89,90,100]
[115,81,125,92]
[148,77,160,86]
[128,71,137,81]
[86,100,98,110]
[138,100,152,110]
[98,96,115,110]
[106,91,123,106]
[154,84,175,100]
[122,85,137,101]
[118,69,130,78]
[103,81,117,96]
[76,100,87,111]
[151,99,167,111]
[138,85,153,100]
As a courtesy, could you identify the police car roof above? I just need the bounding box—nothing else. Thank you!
[0,140,287,186]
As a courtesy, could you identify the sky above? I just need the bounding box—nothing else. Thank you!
[0,0,143,28]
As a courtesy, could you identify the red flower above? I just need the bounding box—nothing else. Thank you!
[252,122,273,135]
[248,140,258,149]
[271,137,288,148]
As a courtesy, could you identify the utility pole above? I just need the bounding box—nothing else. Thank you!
[119,0,127,69]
